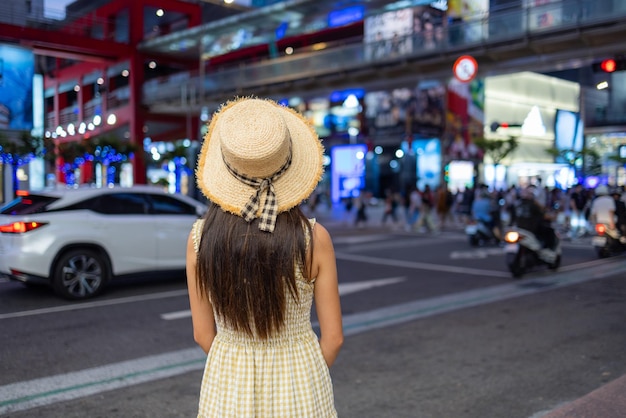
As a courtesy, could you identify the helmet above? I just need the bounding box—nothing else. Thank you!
[595,185,609,196]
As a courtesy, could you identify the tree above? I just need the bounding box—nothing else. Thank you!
[544,146,601,177]
[473,136,519,189]
[474,136,519,167]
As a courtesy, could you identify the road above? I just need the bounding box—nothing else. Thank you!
[1,224,625,417]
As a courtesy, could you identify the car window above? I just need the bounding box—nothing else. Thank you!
[59,197,99,211]
[92,193,149,215]
[0,195,59,215]
[147,194,197,215]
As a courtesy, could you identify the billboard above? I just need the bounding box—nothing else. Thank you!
[554,109,583,155]
[330,144,367,203]
[364,8,413,60]
[364,4,448,60]
[411,138,441,190]
[0,44,34,131]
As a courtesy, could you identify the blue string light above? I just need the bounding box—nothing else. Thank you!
[60,147,132,186]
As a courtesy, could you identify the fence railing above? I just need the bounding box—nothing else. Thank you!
[0,4,118,41]
[142,0,626,107]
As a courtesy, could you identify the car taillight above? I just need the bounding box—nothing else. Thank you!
[0,221,48,234]
[595,224,606,235]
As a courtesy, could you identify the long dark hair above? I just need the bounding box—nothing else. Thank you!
[196,202,313,339]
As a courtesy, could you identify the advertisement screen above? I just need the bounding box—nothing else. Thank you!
[364,8,413,60]
[330,144,367,203]
[364,81,445,139]
[411,138,441,190]
[447,160,474,192]
[303,96,361,138]
[0,44,35,130]
[554,109,583,163]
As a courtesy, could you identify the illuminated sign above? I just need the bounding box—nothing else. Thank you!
[330,144,367,203]
[328,6,364,28]
[0,44,35,130]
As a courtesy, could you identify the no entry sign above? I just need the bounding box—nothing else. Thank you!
[453,55,478,82]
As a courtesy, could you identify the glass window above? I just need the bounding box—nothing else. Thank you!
[93,193,149,215]
[0,195,59,215]
[147,194,196,215]
[115,9,130,43]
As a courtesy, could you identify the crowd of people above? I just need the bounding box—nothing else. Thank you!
[334,181,626,240]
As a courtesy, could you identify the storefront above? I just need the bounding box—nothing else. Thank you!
[482,71,581,190]
[585,130,626,186]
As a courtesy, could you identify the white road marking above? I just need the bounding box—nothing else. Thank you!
[0,348,206,414]
[161,277,407,320]
[340,257,626,335]
[335,236,456,253]
[3,259,625,414]
[338,276,405,295]
[331,234,394,245]
[0,289,188,320]
[450,248,505,259]
[335,252,510,278]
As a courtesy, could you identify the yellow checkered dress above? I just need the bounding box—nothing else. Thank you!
[193,219,337,418]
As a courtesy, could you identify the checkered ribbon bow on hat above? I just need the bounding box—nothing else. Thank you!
[223,152,292,233]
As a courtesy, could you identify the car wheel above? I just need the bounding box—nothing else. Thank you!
[52,249,109,300]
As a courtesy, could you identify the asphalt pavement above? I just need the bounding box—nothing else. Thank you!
[2,202,626,418]
[315,202,626,418]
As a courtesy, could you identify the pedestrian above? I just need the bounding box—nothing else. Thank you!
[186,97,343,417]
[343,196,354,225]
[569,183,588,238]
[435,184,454,230]
[458,186,475,225]
[381,189,399,225]
[415,185,437,232]
[405,185,421,231]
[354,192,368,227]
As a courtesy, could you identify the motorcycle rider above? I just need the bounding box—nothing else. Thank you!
[471,186,500,241]
[514,185,556,249]
[589,185,616,232]
[610,188,626,240]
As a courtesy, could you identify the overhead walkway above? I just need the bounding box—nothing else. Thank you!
[0,8,132,61]
[141,0,626,114]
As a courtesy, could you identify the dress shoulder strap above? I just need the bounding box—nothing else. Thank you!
[192,219,204,253]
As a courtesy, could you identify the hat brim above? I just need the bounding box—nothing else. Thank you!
[196,98,324,216]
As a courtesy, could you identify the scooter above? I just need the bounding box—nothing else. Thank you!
[592,223,626,258]
[503,227,561,278]
[465,219,500,247]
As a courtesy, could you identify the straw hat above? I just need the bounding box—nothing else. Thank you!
[196,97,323,231]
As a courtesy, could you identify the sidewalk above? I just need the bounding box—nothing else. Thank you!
[540,374,626,418]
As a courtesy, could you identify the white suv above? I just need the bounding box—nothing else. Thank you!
[0,185,207,300]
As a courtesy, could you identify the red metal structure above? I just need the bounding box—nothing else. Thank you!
[1,0,204,184]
